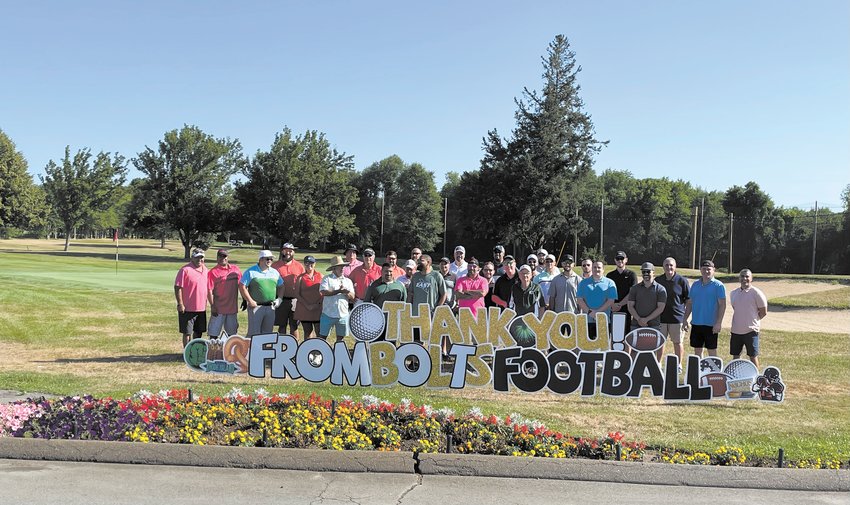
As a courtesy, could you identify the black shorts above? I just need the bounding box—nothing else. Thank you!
[178,311,207,335]
[274,298,296,327]
[690,325,718,350]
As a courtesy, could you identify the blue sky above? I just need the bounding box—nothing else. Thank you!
[2,1,847,210]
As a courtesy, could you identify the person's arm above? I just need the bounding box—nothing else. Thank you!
[239,283,257,309]
[597,297,615,314]
[758,306,767,319]
[645,301,666,326]
[577,297,590,314]
[174,286,185,313]
[682,299,692,332]
[713,297,726,334]
[436,276,447,306]
[627,299,640,323]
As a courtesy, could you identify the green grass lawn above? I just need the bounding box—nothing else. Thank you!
[1,238,849,463]
[770,286,850,310]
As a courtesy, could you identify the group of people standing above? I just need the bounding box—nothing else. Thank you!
[174,242,768,370]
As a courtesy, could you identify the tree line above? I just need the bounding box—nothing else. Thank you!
[1,35,848,273]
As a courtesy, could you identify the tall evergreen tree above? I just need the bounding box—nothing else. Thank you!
[474,35,607,249]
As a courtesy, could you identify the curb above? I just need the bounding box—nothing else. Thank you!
[0,438,847,492]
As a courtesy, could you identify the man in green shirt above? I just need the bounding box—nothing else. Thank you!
[364,263,407,308]
[410,254,446,316]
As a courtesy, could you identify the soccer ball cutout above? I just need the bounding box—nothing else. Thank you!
[349,302,385,342]
[623,327,666,352]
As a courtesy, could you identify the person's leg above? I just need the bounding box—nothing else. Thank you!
[223,314,239,336]
[690,325,706,359]
[730,332,744,361]
[318,314,331,340]
[208,314,223,339]
[260,306,276,334]
[747,332,760,368]
[247,306,264,337]
[178,312,192,347]
[705,330,718,357]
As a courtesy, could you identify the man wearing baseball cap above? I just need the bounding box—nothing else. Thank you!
[174,248,209,347]
[683,259,727,358]
[627,262,668,361]
[272,242,305,338]
[207,249,242,338]
[349,247,382,301]
[512,264,544,317]
[450,245,468,279]
[492,245,506,276]
[238,250,284,337]
[607,250,638,333]
[548,254,580,314]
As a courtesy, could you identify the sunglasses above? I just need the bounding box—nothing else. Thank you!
[641,270,652,275]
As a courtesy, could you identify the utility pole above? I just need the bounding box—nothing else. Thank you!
[690,206,698,269]
[599,196,604,258]
[811,201,818,274]
[728,213,733,274]
[442,197,448,258]
[379,189,385,255]
[573,207,578,261]
[698,197,705,264]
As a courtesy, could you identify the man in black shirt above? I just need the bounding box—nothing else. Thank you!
[607,250,637,333]
[492,255,517,309]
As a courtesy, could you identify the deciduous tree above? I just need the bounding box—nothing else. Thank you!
[236,128,358,249]
[133,125,244,258]
[41,147,127,251]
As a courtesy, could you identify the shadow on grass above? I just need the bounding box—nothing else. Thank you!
[39,354,184,364]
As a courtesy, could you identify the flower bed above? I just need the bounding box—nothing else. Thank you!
[0,389,843,469]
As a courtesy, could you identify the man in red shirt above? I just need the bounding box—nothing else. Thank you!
[385,250,405,279]
[350,247,382,301]
[272,242,305,338]
[174,248,209,347]
[207,249,242,338]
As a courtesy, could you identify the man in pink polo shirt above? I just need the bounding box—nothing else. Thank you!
[730,268,768,367]
[454,258,489,317]
[207,249,242,338]
[174,248,209,347]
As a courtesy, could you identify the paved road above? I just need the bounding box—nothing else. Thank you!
[1,459,847,505]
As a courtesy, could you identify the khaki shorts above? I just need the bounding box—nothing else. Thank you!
[659,323,683,344]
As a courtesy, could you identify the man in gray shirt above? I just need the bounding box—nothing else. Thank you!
[548,254,581,313]
[627,262,668,361]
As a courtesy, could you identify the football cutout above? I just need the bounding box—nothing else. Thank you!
[700,372,730,398]
[624,327,666,352]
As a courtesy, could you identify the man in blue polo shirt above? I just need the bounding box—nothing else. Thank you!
[683,259,726,358]
[577,260,618,338]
